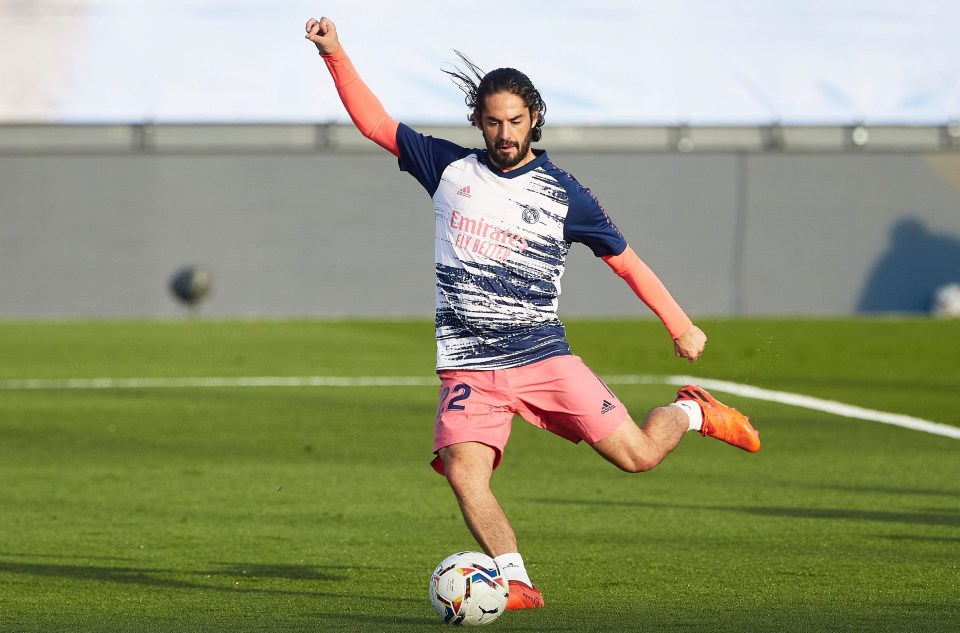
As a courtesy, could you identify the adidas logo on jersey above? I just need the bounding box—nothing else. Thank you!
[601,400,616,414]
[457,185,471,198]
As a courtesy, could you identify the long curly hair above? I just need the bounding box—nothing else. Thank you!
[442,51,547,142]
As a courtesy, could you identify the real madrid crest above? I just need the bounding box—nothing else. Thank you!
[521,206,540,225]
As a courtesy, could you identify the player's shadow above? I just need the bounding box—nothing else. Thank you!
[857,216,960,313]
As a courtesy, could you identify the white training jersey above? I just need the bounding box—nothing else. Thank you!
[396,123,627,371]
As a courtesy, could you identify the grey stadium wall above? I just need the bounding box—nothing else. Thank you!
[1,123,959,319]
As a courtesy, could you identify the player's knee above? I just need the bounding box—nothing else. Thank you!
[617,453,659,474]
[444,461,470,494]
[608,442,665,473]
[445,467,491,502]
[441,451,492,496]
[592,426,664,473]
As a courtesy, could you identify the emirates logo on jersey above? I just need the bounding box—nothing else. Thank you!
[448,209,529,263]
[521,206,540,224]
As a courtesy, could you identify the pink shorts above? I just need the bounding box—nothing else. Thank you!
[430,354,628,475]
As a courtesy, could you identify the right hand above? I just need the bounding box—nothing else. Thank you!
[305,17,340,55]
[673,324,707,363]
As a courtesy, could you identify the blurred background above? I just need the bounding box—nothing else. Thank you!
[1,0,959,319]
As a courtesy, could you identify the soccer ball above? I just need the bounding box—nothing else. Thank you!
[429,551,509,626]
[169,265,213,306]
[931,282,960,318]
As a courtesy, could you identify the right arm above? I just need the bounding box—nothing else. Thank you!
[305,17,400,157]
[561,175,706,362]
[602,246,706,362]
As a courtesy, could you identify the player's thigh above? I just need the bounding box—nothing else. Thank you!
[434,370,514,472]
[514,355,627,444]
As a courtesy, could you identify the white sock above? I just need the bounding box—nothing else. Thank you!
[494,552,533,586]
[671,400,703,431]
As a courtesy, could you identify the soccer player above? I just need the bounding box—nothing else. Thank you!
[305,16,760,610]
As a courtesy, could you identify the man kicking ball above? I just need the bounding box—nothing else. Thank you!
[304,15,761,610]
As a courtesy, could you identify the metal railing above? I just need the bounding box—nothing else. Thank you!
[1,123,958,155]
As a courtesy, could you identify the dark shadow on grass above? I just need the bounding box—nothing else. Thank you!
[792,482,960,500]
[535,498,960,527]
[0,559,231,591]
[0,559,393,598]
[881,534,960,544]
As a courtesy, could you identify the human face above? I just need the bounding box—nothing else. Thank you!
[475,92,537,171]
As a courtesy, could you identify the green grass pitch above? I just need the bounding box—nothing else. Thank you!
[0,318,958,632]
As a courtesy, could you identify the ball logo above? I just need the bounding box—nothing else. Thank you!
[521,206,540,224]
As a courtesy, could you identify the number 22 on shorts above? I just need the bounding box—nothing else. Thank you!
[437,383,472,416]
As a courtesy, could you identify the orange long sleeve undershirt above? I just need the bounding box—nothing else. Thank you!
[602,245,693,339]
[321,46,400,156]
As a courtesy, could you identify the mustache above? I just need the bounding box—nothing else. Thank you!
[496,141,519,149]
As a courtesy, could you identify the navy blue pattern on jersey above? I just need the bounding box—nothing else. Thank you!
[396,123,625,370]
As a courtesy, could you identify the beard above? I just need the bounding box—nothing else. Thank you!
[486,130,533,170]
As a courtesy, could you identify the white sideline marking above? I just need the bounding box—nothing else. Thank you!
[0,376,439,389]
[1,374,957,440]
[606,374,960,440]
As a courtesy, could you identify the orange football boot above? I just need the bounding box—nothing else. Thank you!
[505,580,545,610]
[676,385,761,453]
